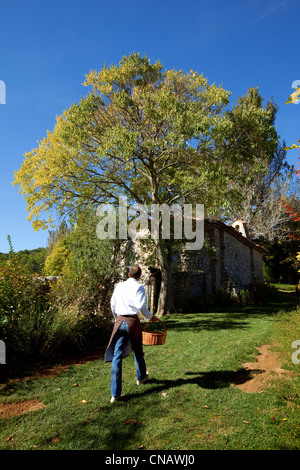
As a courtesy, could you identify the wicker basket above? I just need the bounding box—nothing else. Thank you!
[142,318,167,346]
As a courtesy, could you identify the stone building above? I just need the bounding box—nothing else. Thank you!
[126,219,267,312]
[171,219,267,310]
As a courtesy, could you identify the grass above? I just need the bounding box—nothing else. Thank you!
[0,284,299,450]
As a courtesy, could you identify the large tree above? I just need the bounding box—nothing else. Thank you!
[14,53,233,314]
[283,85,300,276]
[226,140,296,242]
[14,54,279,314]
[209,88,287,231]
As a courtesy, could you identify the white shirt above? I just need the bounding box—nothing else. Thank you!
[110,278,153,321]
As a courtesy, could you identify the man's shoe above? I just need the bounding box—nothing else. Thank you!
[137,373,149,385]
[110,396,121,403]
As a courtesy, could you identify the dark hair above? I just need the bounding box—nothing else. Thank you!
[129,265,142,279]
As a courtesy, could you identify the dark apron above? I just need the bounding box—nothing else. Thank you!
[104,315,144,363]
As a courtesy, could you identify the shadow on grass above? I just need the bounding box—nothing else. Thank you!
[162,315,249,332]
[162,288,298,333]
[119,368,258,401]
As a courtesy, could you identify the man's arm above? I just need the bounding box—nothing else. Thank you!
[135,286,153,321]
[135,287,160,322]
[110,289,117,320]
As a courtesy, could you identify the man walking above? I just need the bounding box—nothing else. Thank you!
[105,265,159,403]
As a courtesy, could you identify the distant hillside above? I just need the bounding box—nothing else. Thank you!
[0,247,47,274]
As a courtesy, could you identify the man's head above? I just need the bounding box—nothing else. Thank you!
[128,265,142,280]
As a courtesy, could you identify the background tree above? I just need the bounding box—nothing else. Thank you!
[44,238,70,276]
[49,209,123,322]
[227,151,296,242]
[46,220,71,255]
[210,88,292,238]
[282,86,300,278]
[0,247,46,274]
[14,53,232,314]
[13,54,282,314]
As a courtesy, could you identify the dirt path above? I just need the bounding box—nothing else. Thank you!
[235,344,290,393]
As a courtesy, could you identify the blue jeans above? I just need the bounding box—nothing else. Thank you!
[111,320,147,397]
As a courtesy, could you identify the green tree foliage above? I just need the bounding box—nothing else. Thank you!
[212,88,289,229]
[51,209,123,318]
[47,220,71,255]
[263,235,300,284]
[0,247,46,274]
[13,54,281,313]
[0,233,111,363]
[44,239,70,276]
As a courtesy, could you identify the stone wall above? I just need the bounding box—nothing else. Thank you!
[126,219,267,311]
[173,220,267,307]
[224,231,253,289]
[172,271,206,311]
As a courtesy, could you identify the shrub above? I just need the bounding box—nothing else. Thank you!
[0,226,120,365]
[4,299,84,358]
[44,239,70,276]
[0,256,88,362]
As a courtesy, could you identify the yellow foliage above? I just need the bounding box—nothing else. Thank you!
[44,240,70,276]
[286,87,300,104]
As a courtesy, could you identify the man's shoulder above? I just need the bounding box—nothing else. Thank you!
[114,278,145,292]
[113,280,125,292]
[114,279,133,289]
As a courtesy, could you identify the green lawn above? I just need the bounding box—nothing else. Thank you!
[0,285,299,450]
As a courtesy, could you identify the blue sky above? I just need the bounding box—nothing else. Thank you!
[0,0,299,253]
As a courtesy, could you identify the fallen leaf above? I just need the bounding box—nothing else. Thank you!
[52,438,60,444]
[162,393,168,397]
[243,421,250,424]
[5,435,14,442]
[137,445,145,449]
[204,405,210,409]
[123,419,137,426]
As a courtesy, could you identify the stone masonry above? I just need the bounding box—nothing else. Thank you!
[125,219,267,312]
[172,219,267,309]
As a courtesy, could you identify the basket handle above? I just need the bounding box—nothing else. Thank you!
[143,317,166,333]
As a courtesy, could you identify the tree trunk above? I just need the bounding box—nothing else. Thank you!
[150,178,175,316]
[154,239,174,317]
